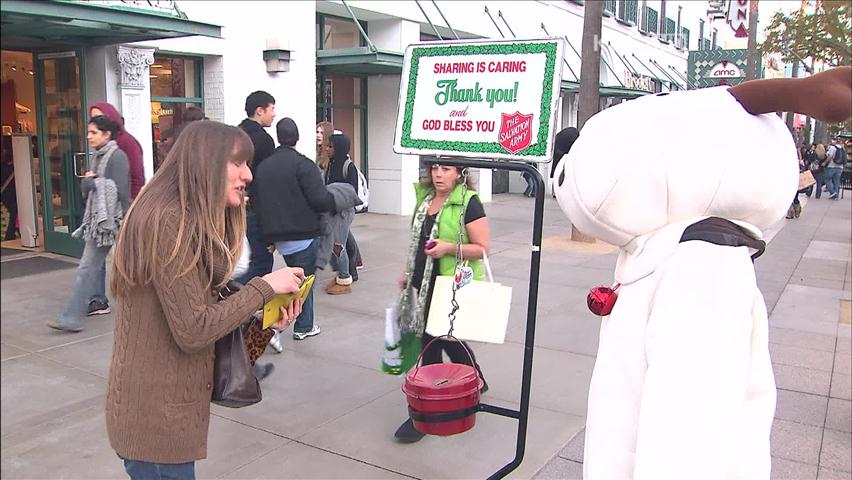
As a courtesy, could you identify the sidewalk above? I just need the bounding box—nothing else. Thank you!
[534,195,852,479]
[1,194,849,479]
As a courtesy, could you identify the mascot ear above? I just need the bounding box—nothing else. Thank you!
[729,66,852,123]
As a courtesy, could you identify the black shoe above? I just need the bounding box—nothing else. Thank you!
[87,300,111,316]
[394,418,425,443]
[254,362,275,382]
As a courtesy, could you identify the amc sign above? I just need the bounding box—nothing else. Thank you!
[706,61,743,79]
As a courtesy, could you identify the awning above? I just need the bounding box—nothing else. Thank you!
[1,0,221,51]
[317,47,404,76]
[560,80,650,99]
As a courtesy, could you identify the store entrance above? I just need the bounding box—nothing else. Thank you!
[1,49,86,258]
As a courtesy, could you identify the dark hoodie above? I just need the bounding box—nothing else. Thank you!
[325,133,358,191]
[90,102,145,198]
[238,118,276,200]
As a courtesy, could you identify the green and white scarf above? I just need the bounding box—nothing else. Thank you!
[399,191,441,337]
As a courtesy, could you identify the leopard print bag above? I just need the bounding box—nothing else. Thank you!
[243,313,274,366]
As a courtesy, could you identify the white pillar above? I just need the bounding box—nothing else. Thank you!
[116,45,155,182]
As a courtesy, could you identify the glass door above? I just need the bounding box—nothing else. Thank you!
[35,51,86,257]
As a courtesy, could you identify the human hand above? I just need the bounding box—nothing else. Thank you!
[273,298,302,330]
[84,171,96,177]
[262,267,305,294]
[424,239,453,259]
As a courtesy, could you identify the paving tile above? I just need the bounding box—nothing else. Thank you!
[298,390,586,479]
[533,457,583,480]
[222,441,406,479]
[771,343,835,371]
[770,419,822,465]
[838,337,852,356]
[831,372,852,400]
[558,427,585,463]
[774,364,832,396]
[0,353,106,436]
[775,389,828,427]
[770,457,818,479]
[769,327,837,352]
[803,241,851,263]
[770,284,847,336]
[0,341,29,360]
[819,429,852,472]
[836,351,852,376]
[825,398,852,433]
[818,466,852,479]
[793,258,848,282]
[0,400,126,479]
[789,275,846,291]
[210,353,401,439]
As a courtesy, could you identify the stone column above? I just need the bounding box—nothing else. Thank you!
[116,45,155,181]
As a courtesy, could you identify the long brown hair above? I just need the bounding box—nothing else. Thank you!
[110,121,253,296]
[316,121,334,172]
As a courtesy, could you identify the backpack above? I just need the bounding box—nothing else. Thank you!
[831,144,848,166]
[343,158,369,213]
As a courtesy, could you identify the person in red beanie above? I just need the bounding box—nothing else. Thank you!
[90,102,145,199]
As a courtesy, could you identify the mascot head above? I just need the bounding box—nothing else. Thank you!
[553,67,852,251]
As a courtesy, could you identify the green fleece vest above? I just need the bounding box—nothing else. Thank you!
[413,182,485,280]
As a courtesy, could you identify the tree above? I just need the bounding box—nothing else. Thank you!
[745,0,760,80]
[573,0,604,243]
[759,1,852,68]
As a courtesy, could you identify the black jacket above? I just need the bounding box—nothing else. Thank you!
[238,118,275,200]
[255,146,335,242]
[325,133,358,190]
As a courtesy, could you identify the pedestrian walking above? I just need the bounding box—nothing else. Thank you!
[813,144,828,198]
[825,139,846,199]
[256,118,335,341]
[322,132,359,294]
[393,163,490,443]
[48,115,130,333]
[236,90,277,285]
[84,102,145,316]
[105,120,304,479]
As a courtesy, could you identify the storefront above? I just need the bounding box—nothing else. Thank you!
[0,0,219,257]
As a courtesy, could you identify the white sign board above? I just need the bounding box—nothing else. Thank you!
[393,38,565,162]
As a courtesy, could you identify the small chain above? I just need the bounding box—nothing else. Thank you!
[447,168,469,337]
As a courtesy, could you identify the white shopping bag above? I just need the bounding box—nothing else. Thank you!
[426,254,511,344]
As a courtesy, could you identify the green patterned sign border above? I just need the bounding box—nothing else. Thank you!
[400,42,558,157]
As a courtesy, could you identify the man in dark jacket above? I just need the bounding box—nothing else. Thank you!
[256,118,334,341]
[236,91,276,286]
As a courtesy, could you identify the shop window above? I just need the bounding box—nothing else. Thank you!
[641,6,658,35]
[149,55,203,170]
[603,0,617,17]
[317,15,366,50]
[316,75,366,175]
[680,27,690,50]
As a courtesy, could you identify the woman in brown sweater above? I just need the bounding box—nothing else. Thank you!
[106,121,304,479]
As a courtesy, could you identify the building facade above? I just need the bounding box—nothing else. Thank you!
[2,0,717,257]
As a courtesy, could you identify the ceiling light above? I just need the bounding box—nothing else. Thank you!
[151,64,163,68]
[11,65,17,71]
[149,74,158,78]
[28,70,33,75]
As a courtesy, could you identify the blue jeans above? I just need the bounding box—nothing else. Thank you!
[58,240,111,330]
[88,260,109,305]
[825,167,843,198]
[121,456,195,480]
[814,171,826,198]
[330,240,351,280]
[277,238,318,333]
[235,209,273,285]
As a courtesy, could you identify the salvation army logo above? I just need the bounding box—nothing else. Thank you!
[498,112,534,154]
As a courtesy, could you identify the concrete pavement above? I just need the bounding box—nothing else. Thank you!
[1,193,850,479]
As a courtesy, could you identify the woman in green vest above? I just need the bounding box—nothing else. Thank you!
[394,163,491,443]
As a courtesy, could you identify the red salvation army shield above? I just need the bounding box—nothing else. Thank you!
[498,112,534,154]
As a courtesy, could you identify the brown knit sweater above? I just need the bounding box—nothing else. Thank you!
[105,209,275,463]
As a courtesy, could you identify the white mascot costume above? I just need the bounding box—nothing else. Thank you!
[552,67,852,479]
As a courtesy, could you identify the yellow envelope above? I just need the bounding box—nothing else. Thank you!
[262,274,315,329]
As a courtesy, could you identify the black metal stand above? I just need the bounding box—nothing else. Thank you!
[424,158,545,480]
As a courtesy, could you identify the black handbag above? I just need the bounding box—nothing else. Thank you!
[211,281,267,408]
